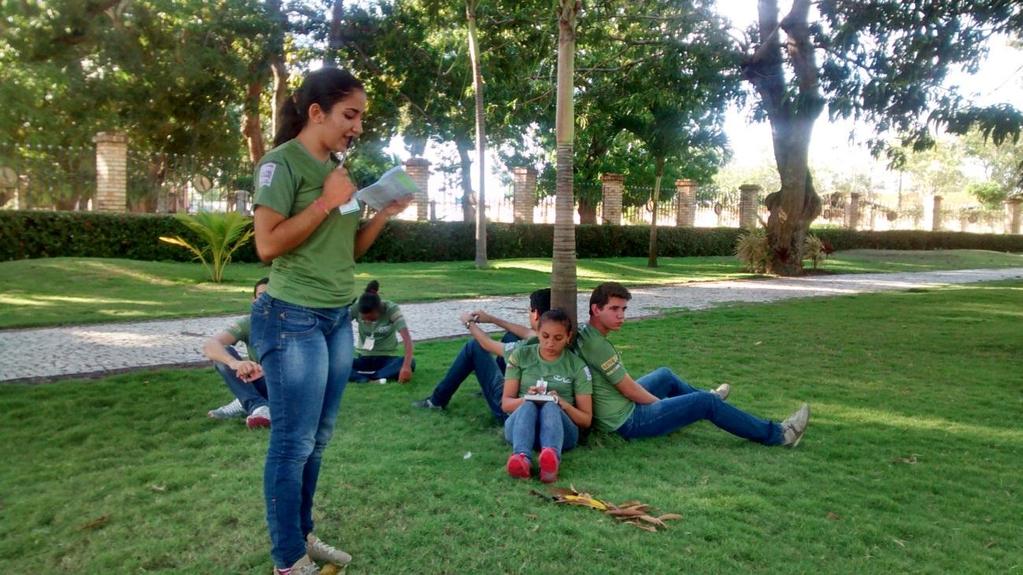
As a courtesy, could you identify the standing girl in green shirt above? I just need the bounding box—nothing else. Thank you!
[250,68,412,575]
[501,309,593,484]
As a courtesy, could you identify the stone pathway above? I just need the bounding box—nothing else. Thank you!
[1,267,1020,383]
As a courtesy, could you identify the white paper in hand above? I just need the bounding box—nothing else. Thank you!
[356,166,420,211]
[337,196,361,215]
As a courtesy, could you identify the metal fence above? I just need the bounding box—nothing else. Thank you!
[0,143,96,211]
[1,141,1017,234]
[126,150,251,214]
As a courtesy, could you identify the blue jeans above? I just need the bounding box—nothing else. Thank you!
[504,401,579,459]
[213,346,268,414]
[617,368,783,445]
[429,332,520,422]
[250,293,354,569]
[350,355,416,382]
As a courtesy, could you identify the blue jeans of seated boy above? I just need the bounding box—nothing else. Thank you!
[616,367,783,445]
[213,346,268,414]
[504,400,579,460]
[251,293,354,570]
[429,332,520,422]
[350,355,416,382]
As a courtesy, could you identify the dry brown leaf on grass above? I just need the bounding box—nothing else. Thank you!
[606,507,647,518]
[530,487,682,532]
[78,515,110,531]
[637,515,668,528]
[625,521,658,532]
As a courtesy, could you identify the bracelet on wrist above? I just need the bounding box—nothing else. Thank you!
[313,198,330,216]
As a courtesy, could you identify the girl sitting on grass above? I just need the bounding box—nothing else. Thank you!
[501,309,592,483]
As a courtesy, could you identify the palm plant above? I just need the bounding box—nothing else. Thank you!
[159,211,255,283]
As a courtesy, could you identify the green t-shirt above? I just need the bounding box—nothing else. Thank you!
[573,324,635,432]
[504,344,593,407]
[225,316,258,362]
[355,300,407,357]
[500,336,537,358]
[253,139,361,308]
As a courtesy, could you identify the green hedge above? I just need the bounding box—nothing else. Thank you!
[2,210,1021,263]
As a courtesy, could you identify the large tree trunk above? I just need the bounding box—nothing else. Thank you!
[242,75,266,164]
[326,0,344,67]
[466,0,487,268]
[271,56,289,139]
[578,197,597,224]
[742,0,823,275]
[457,142,477,223]
[552,0,580,326]
[647,158,664,268]
[268,0,289,139]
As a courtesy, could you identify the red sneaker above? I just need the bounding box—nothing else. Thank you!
[538,447,559,484]
[246,406,271,429]
[506,453,531,479]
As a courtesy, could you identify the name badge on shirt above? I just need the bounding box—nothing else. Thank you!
[362,335,375,351]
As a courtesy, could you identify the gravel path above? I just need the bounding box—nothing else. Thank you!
[2,267,1020,383]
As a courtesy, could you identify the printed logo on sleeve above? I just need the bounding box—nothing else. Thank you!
[600,356,619,373]
[259,163,277,189]
[582,366,593,382]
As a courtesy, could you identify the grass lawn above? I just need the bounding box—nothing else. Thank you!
[1,282,1020,573]
[1,249,1021,329]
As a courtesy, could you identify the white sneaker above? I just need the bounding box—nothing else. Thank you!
[307,533,352,567]
[246,405,271,429]
[712,383,731,401]
[781,403,810,447]
[274,554,319,575]
[207,398,245,419]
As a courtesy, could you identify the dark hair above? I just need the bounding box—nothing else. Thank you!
[357,280,382,314]
[273,67,365,147]
[539,308,573,333]
[529,288,552,315]
[589,282,631,316]
[253,277,270,298]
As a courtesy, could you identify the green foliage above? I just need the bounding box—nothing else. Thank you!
[4,211,1023,264]
[734,228,770,274]
[967,181,1009,210]
[803,234,828,270]
[158,212,254,282]
[962,128,1023,197]
[0,0,273,195]
[805,2,1023,153]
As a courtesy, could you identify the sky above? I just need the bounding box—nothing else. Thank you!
[369,2,1023,205]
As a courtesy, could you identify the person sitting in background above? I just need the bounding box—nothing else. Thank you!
[501,309,592,483]
[412,288,551,422]
[350,280,415,383]
[204,278,271,429]
[574,282,810,446]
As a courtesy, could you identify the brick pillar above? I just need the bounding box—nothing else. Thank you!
[404,158,431,221]
[601,173,624,225]
[674,179,696,227]
[93,132,128,213]
[512,167,536,223]
[932,195,943,232]
[847,192,861,230]
[1007,199,1022,234]
[738,184,761,230]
